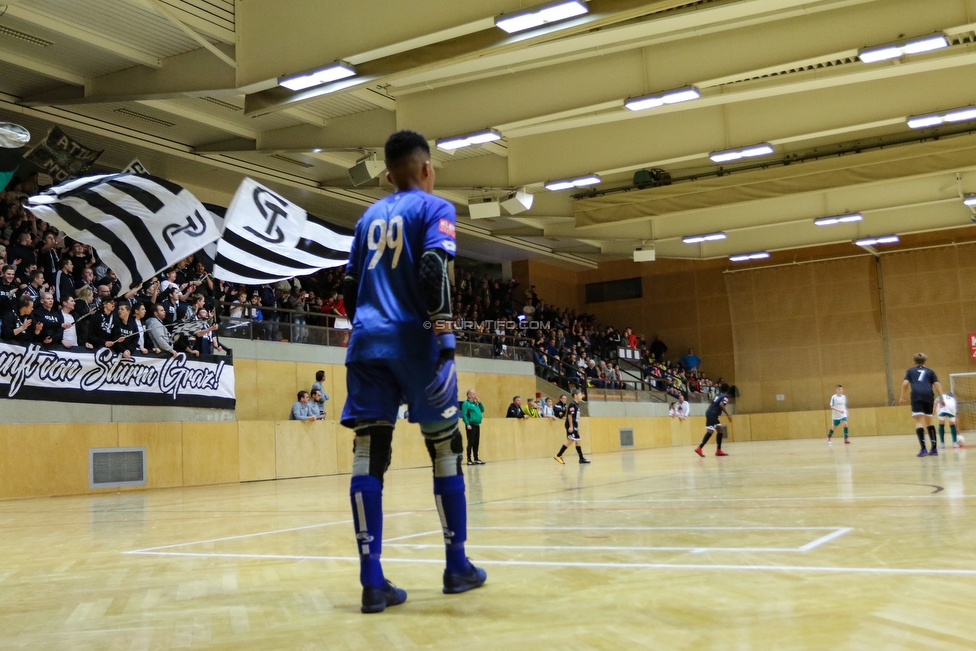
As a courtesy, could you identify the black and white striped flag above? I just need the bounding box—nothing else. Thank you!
[27,173,221,291]
[213,178,353,285]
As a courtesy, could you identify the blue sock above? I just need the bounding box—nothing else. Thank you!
[350,474,385,588]
[433,475,468,574]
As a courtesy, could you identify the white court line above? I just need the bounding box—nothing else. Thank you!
[125,512,414,554]
[799,527,854,552]
[469,526,841,531]
[123,550,976,576]
[503,495,965,504]
[387,544,808,553]
[384,530,442,542]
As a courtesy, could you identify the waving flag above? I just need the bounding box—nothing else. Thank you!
[213,178,353,284]
[27,173,220,291]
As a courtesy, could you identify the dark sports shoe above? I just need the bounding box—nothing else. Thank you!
[475,459,486,465]
[466,460,474,466]
[917,449,929,457]
[361,580,407,614]
[443,561,487,594]
[579,457,591,464]
[929,448,938,456]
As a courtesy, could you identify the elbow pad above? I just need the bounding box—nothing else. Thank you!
[419,248,452,322]
[342,274,358,321]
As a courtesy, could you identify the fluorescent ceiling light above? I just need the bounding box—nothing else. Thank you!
[815,213,863,226]
[544,174,601,191]
[856,235,899,247]
[495,0,588,34]
[279,62,356,91]
[964,195,976,207]
[710,143,773,164]
[625,86,700,112]
[435,129,502,151]
[859,33,948,64]
[908,105,976,129]
[683,232,727,244]
[729,252,770,262]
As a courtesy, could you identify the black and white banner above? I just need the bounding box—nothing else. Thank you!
[27,173,221,291]
[0,342,235,409]
[213,178,353,284]
[23,126,102,183]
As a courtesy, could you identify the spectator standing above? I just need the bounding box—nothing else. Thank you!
[58,296,77,349]
[541,398,557,420]
[506,396,529,419]
[461,389,485,465]
[670,394,690,421]
[553,395,568,419]
[31,292,61,345]
[146,304,176,357]
[311,370,330,417]
[2,295,34,343]
[290,390,316,421]
[650,335,668,361]
[680,348,702,372]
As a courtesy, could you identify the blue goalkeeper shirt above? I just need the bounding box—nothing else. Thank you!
[345,188,457,362]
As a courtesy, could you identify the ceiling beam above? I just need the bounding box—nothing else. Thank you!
[135,100,259,139]
[142,0,237,69]
[20,46,237,107]
[349,88,397,112]
[2,3,162,68]
[0,50,85,86]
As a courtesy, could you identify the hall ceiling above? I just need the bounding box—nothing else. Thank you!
[1,0,975,268]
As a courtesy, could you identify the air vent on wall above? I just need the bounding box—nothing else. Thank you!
[270,154,314,168]
[0,24,54,47]
[114,108,175,127]
[90,448,146,488]
[199,96,243,111]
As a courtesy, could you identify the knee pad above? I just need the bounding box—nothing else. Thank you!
[352,420,394,483]
[422,423,463,478]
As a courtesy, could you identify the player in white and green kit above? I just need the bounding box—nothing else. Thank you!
[937,392,958,449]
[828,385,850,445]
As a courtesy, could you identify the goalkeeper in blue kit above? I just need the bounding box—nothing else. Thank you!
[340,130,486,613]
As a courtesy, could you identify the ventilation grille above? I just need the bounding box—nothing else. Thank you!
[620,428,635,448]
[585,277,643,304]
[199,96,243,111]
[90,448,146,488]
[114,108,175,127]
[270,154,314,168]
[0,24,54,47]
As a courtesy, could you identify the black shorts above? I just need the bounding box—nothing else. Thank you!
[565,428,580,440]
[705,413,722,430]
[911,399,934,417]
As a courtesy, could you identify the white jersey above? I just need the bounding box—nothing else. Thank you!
[939,395,957,416]
[830,394,848,418]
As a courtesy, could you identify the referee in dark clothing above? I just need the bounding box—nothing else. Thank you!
[899,352,944,457]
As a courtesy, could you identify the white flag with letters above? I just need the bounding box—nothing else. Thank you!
[213,178,353,284]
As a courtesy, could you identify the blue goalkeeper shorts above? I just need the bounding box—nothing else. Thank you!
[341,358,459,428]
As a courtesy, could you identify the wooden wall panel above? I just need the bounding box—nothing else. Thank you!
[238,421,275,481]
[118,422,182,489]
[275,421,337,479]
[182,422,239,486]
[233,358,259,421]
[0,424,118,498]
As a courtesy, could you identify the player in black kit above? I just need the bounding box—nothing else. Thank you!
[695,383,732,457]
[555,388,590,464]
[899,352,944,457]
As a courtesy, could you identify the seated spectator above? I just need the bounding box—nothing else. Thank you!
[308,389,327,420]
[290,390,317,421]
[585,359,602,388]
[2,295,35,343]
[553,395,568,419]
[540,397,557,420]
[506,396,529,419]
[670,394,690,421]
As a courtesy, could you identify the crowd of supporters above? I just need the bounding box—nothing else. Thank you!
[2,177,722,399]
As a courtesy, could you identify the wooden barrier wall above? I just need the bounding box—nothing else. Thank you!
[234,359,536,421]
[0,406,921,500]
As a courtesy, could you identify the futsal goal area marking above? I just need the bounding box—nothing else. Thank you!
[123,514,976,576]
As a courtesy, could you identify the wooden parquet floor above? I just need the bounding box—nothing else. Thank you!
[2,435,976,650]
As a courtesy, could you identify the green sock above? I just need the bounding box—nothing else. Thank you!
[939,424,945,443]
[951,424,958,443]
[844,428,848,440]
[828,430,833,439]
